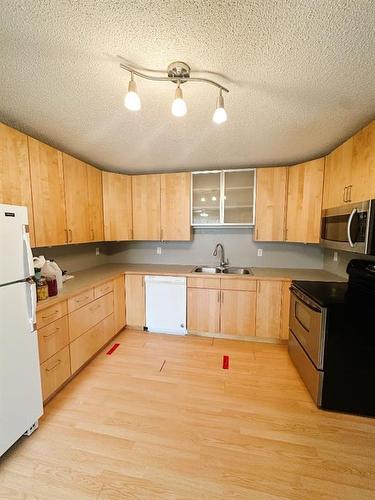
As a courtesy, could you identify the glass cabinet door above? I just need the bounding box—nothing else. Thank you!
[223,170,255,224]
[192,172,221,224]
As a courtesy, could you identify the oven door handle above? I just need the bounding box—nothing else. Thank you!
[291,290,321,313]
[347,208,357,248]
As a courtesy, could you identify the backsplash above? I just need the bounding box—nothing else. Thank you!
[32,243,109,273]
[106,228,324,269]
[323,249,375,277]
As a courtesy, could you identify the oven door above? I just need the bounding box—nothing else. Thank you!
[320,201,372,254]
[289,288,326,369]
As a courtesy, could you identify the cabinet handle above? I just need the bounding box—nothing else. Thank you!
[42,310,59,320]
[43,327,60,338]
[65,229,69,243]
[343,187,347,203]
[348,185,352,202]
[45,359,62,372]
[90,304,101,311]
[76,295,90,303]
[68,229,73,242]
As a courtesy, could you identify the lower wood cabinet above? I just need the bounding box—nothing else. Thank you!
[113,275,126,333]
[68,292,114,342]
[38,315,69,364]
[188,287,221,334]
[125,274,145,328]
[70,314,114,373]
[40,346,71,401]
[220,289,256,336]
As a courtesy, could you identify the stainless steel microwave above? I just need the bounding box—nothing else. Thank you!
[320,200,375,254]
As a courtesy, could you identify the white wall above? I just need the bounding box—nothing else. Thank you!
[323,248,375,277]
[106,228,324,269]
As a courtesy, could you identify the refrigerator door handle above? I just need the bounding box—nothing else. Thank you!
[22,225,34,278]
[26,279,37,331]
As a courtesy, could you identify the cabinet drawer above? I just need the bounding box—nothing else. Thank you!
[68,288,94,313]
[40,346,71,401]
[220,279,256,291]
[37,301,68,328]
[38,316,69,364]
[94,280,114,299]
[70,314,114,373]
[68,292,114,342]
[187,277,220,289]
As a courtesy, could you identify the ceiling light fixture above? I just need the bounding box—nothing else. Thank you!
[120,60,229,123]
[171,81,187,117]
[124,72,141,111]
[212,89,227,124]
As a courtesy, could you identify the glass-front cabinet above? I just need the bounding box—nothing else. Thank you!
[192,169,255,226]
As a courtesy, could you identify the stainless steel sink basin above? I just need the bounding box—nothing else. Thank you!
[193,266,222,274]
[222,267,253,275]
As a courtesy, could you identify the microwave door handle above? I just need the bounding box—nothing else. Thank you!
[347,208,357,247]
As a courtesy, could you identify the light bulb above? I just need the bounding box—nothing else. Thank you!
[172,83,187,117]
[124,75,141,111]
[212,91,227,124]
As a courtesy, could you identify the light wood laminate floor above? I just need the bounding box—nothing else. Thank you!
[1,330,374,499]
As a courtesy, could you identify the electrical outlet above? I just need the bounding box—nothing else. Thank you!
[333,251,338,262]
[257,248,263,257]
[95,247,100,256]
[157,247,162,255]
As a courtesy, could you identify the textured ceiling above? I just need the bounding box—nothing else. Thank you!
[1,1,375,173]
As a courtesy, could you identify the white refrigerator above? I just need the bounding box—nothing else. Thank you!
[0,203,43,457]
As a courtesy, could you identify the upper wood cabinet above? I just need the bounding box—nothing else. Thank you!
[63,154,91,244]
[322,138,353,209]
[0,124,36,246]
[102,171,133,241]
[254,167,288,241]
[161,172,191,241]
[351,120,375,204]
[87,165,104,242]
[28,137,68,247]
[286,158,325,244]
[132,174,161,240]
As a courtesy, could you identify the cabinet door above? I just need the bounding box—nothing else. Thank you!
[132,174,161,240]
[161,172,191,240]
[254,167,288,241]
[223,170,255,224]
[220,290,256,336]
[113,275,126,333]
[187,288,220,334]
[28,137,67,247]
[87,165,104,241]
[125,274,145,328]
[255,280,282,339]
[286,158,324,243]
[0,124,36,246]
[322,138,353,209]
[63,153,90,243]
[351,120,375,203]
[102,172,132,241]
[192,172,221,225]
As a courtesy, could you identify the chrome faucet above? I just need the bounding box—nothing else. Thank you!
[213,243,229,268]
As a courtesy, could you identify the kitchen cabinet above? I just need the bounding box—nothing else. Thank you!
[280,281,291,340]
[63,153,91,243]
[161,172,192,240]
[37,315,69,364]
[220,289,256,336]
[113,275,126,333]
[256,280,283,339]
[132,174,161,240]
[87,165,104,241]
[40,346,71,401]
[102,171,133,241]
[187,287,221,334]
[125,274,145,328]
[254,167,288,241]
[28,137,68,247]
[68,292,114,342]
[351,120,375,203]
[192,169,255,226]
[286,158,325,243]
[322,138,353,209]
[0,123,36,246]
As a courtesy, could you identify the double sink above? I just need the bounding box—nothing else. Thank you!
[193,266,253,275]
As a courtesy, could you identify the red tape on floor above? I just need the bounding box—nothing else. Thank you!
[222,355,229,369]
[106,343,120,355]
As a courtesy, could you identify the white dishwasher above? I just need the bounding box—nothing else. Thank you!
[145,275,187,335]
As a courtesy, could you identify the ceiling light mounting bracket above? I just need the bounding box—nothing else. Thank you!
[167,61,191,83]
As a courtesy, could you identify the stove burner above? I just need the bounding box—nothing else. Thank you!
[365,263,375,273]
